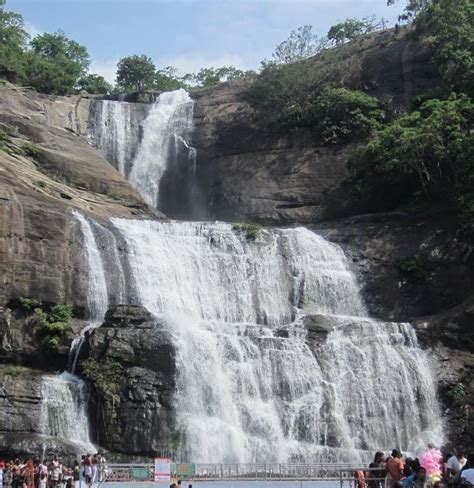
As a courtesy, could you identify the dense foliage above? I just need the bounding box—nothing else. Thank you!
[343,0,474,218]
[247,66,383,142]
[77,73,112,94]
[414,0,474,97]
[18,298,73,353]
[346,94,474,215]
[116,54,156,93]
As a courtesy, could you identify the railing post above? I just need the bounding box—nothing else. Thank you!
[279,463,282,481]
[220,463,223,480]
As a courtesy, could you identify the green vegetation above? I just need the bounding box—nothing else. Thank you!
[396,257,426,279]
[21,142,41,158]
[414,0,474,97]
[346,93,474,216]
[77,73,112,94]
[447,383,467,406]
[80,358,124,399]
[232,223,262,241]
[272,25,321,64]
[36,180,47,188]
[18,298,73,353]
[0,365,27,377]
[18,296,43,310]
[116,54,156,93]
[248,73,383,141]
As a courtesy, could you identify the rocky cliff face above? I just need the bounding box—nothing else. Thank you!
[189,29,439,224]
[81,306,176,457]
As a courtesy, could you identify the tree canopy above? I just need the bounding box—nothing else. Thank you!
[116,55,156,93]
[272,25,321,64]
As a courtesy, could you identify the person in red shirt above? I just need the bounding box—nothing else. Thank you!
[386,449,405,488]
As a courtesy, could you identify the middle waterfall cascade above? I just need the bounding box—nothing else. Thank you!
[76,218,442,464]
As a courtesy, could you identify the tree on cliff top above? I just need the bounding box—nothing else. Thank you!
[0,0,29,82]
[116,54,156,93]
[77,73,112,94]
[272,25,321,64]
[26,31,90,95]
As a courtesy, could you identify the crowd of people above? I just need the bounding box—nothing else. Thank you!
[0,453,107,488]
[365,446,474,488]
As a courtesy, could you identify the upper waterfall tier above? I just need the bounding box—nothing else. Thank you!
[90,90,196,210]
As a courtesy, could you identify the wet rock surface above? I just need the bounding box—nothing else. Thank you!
[82,305,176,456]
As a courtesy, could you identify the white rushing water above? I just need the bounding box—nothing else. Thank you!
[40,372,95,453]
[128,89,194,207]
[68,211,111,373]
[104,219,443,463]
[92,100,136,175]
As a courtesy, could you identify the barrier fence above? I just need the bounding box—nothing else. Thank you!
[104,464,386,485]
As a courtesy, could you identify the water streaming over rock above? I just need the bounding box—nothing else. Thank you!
[128,89,194,208]
[90,90,197,212]
[103,219,443,463]
[89,100,145,176]
[40,372,95,453]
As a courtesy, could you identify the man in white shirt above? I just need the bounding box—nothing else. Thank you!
[447,447,467,481]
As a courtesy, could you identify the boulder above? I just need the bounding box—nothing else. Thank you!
[82,305,176,456]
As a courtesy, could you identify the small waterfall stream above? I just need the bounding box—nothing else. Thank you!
[40,373,95,454]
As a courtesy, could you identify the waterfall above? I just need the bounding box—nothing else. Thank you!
[68,211,110,373]
[128,89,195,208]
[102,219,443,463]
[89,100,141,176]
[89,90,196,212]
[40,372,95,453]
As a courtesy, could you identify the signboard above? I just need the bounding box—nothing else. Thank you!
[154,458,171,483]
[176,463,196,477]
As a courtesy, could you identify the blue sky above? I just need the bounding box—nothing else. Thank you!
[10,0,407,82]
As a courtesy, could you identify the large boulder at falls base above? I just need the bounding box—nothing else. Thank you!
[81,305,177,456]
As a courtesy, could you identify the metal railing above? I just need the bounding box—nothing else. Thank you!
[104,464,386,483]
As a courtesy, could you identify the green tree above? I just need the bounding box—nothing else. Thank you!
[27,31,90,94]
[184,66,256,88]
[155,66,187,91]
[272,25,321,64]
[415,0,474,97]
[327,18,376,45]
[387,0,432,21]
[116,54,156,93]
[31,31,90,71]
[77,73,112,94]
[312,86,384,143]
[346,93,474,215]
[0,0,29,82]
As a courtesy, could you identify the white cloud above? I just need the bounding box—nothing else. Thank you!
[89,59,118,83]
[24,21,43,39]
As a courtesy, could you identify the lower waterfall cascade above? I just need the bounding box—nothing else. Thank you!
[40,372,95,454]
[74,216,443,464]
